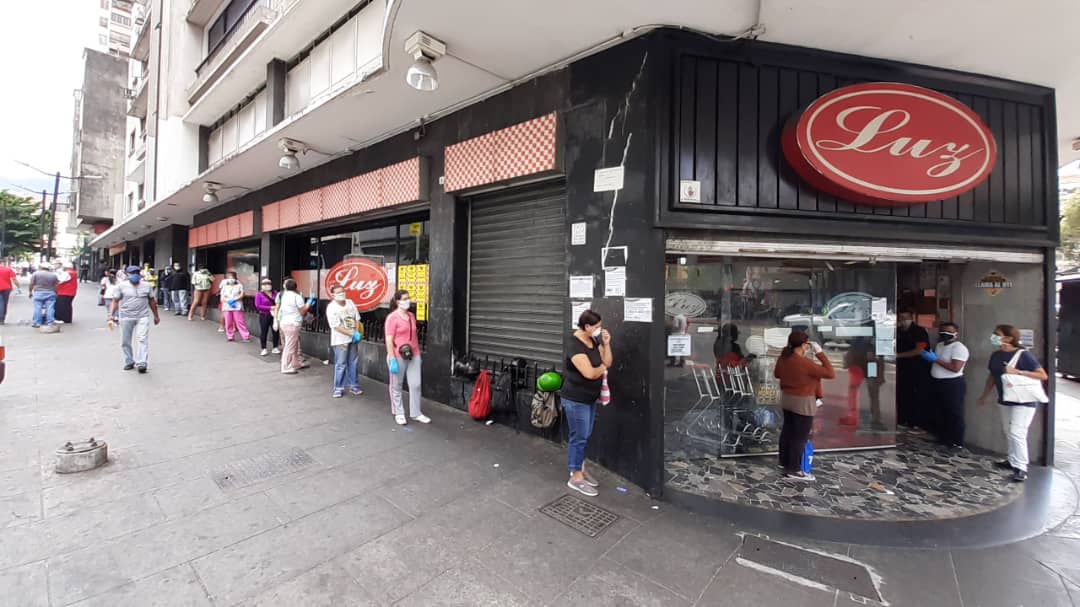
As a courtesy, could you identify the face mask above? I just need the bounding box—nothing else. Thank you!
[334,293,347,302]
[227,278,237,284]
[899,320,913,329]
[990,334,1003,347]
[939,331,957,342]
[591,328,602,339]
[398,299,411,310]
[128,274,141,284]
[173,264,181,270]
[261,285,272,291]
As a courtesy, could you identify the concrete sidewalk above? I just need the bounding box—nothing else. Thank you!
[2,285,1080,606]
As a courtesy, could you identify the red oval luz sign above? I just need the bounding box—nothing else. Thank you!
[324,258,389,312]
[781,82,997,206]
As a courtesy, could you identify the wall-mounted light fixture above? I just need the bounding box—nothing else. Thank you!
[404,31,445,92]
[202,181,249,204]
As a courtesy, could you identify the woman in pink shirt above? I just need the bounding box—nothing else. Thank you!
[385,289,428,426]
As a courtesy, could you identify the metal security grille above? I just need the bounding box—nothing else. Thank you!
[539,494,620,537]
[468,183,567,368]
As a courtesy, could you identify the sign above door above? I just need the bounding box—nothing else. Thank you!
[782,82,997,206]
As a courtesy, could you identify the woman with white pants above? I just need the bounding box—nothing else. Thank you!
[976,324,1049,483]
[385,289,429,426]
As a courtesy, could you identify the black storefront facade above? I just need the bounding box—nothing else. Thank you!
[187,29,1058,501]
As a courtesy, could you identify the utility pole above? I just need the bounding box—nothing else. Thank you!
[46,171,60,261]
[40,190,47,263]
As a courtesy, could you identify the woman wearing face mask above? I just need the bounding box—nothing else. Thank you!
[976,325,1049,482]
[276,278,315,374]
[774,331,835,481]
[385,290,428,425]
[254,278,280,356]
[562,309,613,497]
[219,271,250,342]
[922,322,969,449]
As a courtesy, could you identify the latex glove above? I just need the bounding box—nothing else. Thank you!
[227,299,237,308]
[307,297,317,308]
[920,350,938,363]
[351,331,362,343]
[809,341,824,355]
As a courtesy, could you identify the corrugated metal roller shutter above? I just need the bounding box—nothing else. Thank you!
[469,184,567,368]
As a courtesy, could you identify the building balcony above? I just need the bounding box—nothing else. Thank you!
[131,12,150,61]
[186,0,228,27]
[183,0,361,126]
[127,75,148,118]
[186,4,278,108]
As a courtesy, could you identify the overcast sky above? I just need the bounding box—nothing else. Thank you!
[0,1,98,197]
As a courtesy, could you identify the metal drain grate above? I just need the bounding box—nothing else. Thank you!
[539,494,619,538]
[210,447,315,491]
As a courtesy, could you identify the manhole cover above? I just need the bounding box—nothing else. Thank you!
[539,494,619,538]
[210,447,315,491]
[737,535,882,603]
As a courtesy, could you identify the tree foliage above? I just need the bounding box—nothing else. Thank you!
[0,191,47,260]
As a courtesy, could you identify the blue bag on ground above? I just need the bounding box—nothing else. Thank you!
[801,441,814,474]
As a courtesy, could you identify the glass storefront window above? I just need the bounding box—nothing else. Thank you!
[282,217,430,348]
[664,255,897,460]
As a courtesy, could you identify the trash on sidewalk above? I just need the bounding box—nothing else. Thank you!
[485,420,494,426]
[651,505,660,510]
[492,463,499,468]
[616,486,628,493]
[868,481,894,495]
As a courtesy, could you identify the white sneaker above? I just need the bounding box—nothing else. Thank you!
[217,327,225,333]
[272,347,281,354]
[395,415,407,426]
[411,414,431,424]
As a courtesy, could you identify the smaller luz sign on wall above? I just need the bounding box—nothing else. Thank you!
[324,258,389,312]
[782,82,997,206]
[976,270,1013,296]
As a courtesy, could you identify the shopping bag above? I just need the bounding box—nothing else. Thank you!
[801,441,814,474]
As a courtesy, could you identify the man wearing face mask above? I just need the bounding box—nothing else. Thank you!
[326,285,363,398]
[111,265,161,372]
[169,263,190,316]
[922,322,969,449]
[895,310,931,430]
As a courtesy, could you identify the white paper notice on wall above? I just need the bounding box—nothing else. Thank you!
[667,334,692,357]
[571,300,591,329]
[604,266,626,297]
[679,180,701,203]
[593,166,625,192]
[569,275,594,299]
[571,222,587,246]
[624,298,653,323]
[871,297,887,322]
[1020,329,1034,348]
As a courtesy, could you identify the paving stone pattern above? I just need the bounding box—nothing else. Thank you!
[1,284,1080,607]
[666,430,1023,520]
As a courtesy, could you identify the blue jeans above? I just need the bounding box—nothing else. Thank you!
[0,289,10,323]
[332,342,359,391]
[562,398,597,474]
[120,316,151,366]
[31,291,56,326]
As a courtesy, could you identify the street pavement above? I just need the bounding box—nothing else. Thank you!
[3,283,1080,606]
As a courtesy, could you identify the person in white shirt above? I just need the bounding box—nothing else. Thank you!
[922,322,969,449]
[275,279,315,375]
[325,285,364,398]
[219,271,250,342]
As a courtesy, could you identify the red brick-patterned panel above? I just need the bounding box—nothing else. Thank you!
[380,157,421,208]
[494,112,557,181]
[444,133,495,192]
[322,180,351,219]
[262,202,279,232]
[238,211,254,238]
[444,113,558,192]
[298,190,323,225]
[277,196,300,230]
[188,228,197,248]
[348,172,379,215]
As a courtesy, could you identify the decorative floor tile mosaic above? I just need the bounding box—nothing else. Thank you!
[664,430,1023,521]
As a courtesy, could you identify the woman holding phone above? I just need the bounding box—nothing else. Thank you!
[774,331,835,481]
[561,309,613,497]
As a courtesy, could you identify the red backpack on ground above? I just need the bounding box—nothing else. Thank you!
[468,369,492,420]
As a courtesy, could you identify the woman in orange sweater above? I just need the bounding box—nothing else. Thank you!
[774,331,835,481]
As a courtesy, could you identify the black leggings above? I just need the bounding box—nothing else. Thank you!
[778,410,814,473]
[935,377,966,446]
[258,313,280,349]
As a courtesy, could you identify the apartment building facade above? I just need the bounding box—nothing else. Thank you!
[88,1,1066,504]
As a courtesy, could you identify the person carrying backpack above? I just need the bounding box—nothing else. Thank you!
[188,267,215,321]
[562,309,613,497]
